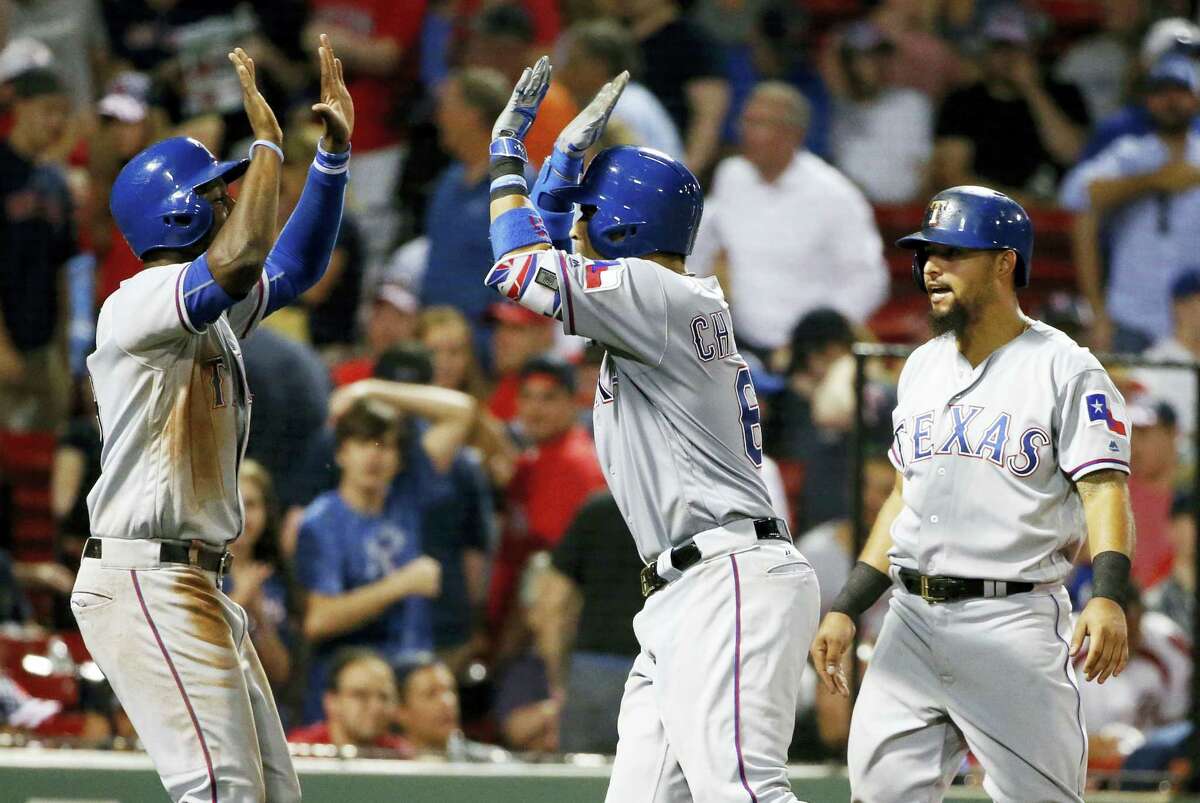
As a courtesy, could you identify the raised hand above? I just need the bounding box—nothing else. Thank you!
[311,33,353,153]
[228,47,282,146]
[492,55,552,142]
[557,70,630,157]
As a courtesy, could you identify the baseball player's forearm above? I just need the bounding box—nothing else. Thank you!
[1077,469,1135,560]
[207,147,282,298]
[260,152,350,315]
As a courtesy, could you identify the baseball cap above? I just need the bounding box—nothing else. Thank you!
[842,21,893,54]
[520,355,577,393]
[98,93,147,124]
[0,37,52,84]
[11,67,64,99]
[1170,269,1200,300]
[981,8,1032,46]
[490,302,551,327]
[1142,17,1200,68]
[788,307,855,373]
[1147,54,1200,94]
[1128,398,1177,429]
[375,282,419,314]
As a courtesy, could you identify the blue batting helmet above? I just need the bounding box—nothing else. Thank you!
[897,186,1033,291]
[550,146,703,259]
[110,137,250,259]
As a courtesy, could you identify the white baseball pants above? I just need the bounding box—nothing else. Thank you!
[71,540,300,802]
[606,540,820,803]
[848,584,1087,802]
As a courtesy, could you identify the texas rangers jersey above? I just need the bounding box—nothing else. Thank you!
[86,263,270,547]
[487,250,776,561]
[887,319,1131,583]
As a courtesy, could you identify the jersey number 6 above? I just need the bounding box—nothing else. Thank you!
[735,365,763,468]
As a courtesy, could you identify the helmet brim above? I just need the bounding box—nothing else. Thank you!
[895,228,997,251]
[187,158,250,192]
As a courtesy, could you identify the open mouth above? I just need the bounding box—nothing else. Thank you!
[927,285,952,302]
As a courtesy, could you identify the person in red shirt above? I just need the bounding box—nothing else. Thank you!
[304,1,426,267]
[487,357,606,648]
[1127,399,1180,588]
[486,303,555,421]
[331,282,421,387]
[287,648,413,757]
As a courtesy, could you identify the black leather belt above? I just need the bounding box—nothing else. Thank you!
[84,538,233,576]
[898,568,1033,603]
[640,518,791,599]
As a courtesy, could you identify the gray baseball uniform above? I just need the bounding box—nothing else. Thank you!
[487,248,820,803]
[850,319,1131,802]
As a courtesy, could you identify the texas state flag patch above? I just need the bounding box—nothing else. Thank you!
[1086,393,1127,436]
[583,260,624,293]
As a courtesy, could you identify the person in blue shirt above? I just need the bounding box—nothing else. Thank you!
[295,378,478,723]
[1061,55,1200,353]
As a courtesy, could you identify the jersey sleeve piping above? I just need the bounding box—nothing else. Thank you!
[174,265,205,335]
[240,273,270,339]
[558,250,577,335]
[1065,457,1131,481]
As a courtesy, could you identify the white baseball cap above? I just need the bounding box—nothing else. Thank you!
[1141,18,1200,68]
[0,37,53,84]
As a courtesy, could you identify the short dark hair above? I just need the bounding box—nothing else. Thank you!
[520,355,577,393]
[393,654,446,702]
[328,647,394,692]
[334,398,403,448]
[567,20,642,79]
[1172,492,1195,518]
[788,307,854,374]
[452,67,511,126]
[474,4,535,43]
[11,67,63,98]
[374,345,434,385]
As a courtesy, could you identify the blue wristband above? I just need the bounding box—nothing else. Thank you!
[490,206,551,262]
[314,142,350,174]
[490,137,528,165]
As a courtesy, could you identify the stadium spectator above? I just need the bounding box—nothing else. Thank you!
[331,281,422,387]
[419,67,511,347]
[530,491,642,754]
[420,306,490,401]
[932,7,1088,200]
[227,461,305,718]
[487,303,556,424]
[1127,400,1180,590]
[304,1,426,268]
[557,19,683,159]
[242,327,332,516]
[1133,270,1200,444]
[1079,589,1191,771]
[1053,0,1145,123]
[1082,17,1200,160]
[487,358,606,656]
[287,648,412,756]
[1061,55,1200,352]
[5,0,109,111]
[395,656,504,761]
[690,83,887,359]
[826,20,933,203]
[50,383,102,570]
[865,0,962,100]
[1146,493,1196,637]
[280,128,366,353]
[0,67,74,434]
[461,4,577,166]
[620,0,730,176]
[296,385,476,722]
[772,309,896,530]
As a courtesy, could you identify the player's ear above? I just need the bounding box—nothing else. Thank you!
[994,250,1017,286]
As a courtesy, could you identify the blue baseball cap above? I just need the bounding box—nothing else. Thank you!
[1148,54,1200,93]
[1170,268,1200,300]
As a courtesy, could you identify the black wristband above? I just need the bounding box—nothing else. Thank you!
[489,156,525,183]
[1091,550,1132,606]
[831,561,892,620]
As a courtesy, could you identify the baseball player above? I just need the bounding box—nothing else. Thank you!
[70,38,353,801]
[484,58,820,802]
[811,186,1136,802]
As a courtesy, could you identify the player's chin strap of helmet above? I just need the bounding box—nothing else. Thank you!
[831,561,893,620]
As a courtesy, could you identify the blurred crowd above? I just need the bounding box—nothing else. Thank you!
[0,0,1199,785]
